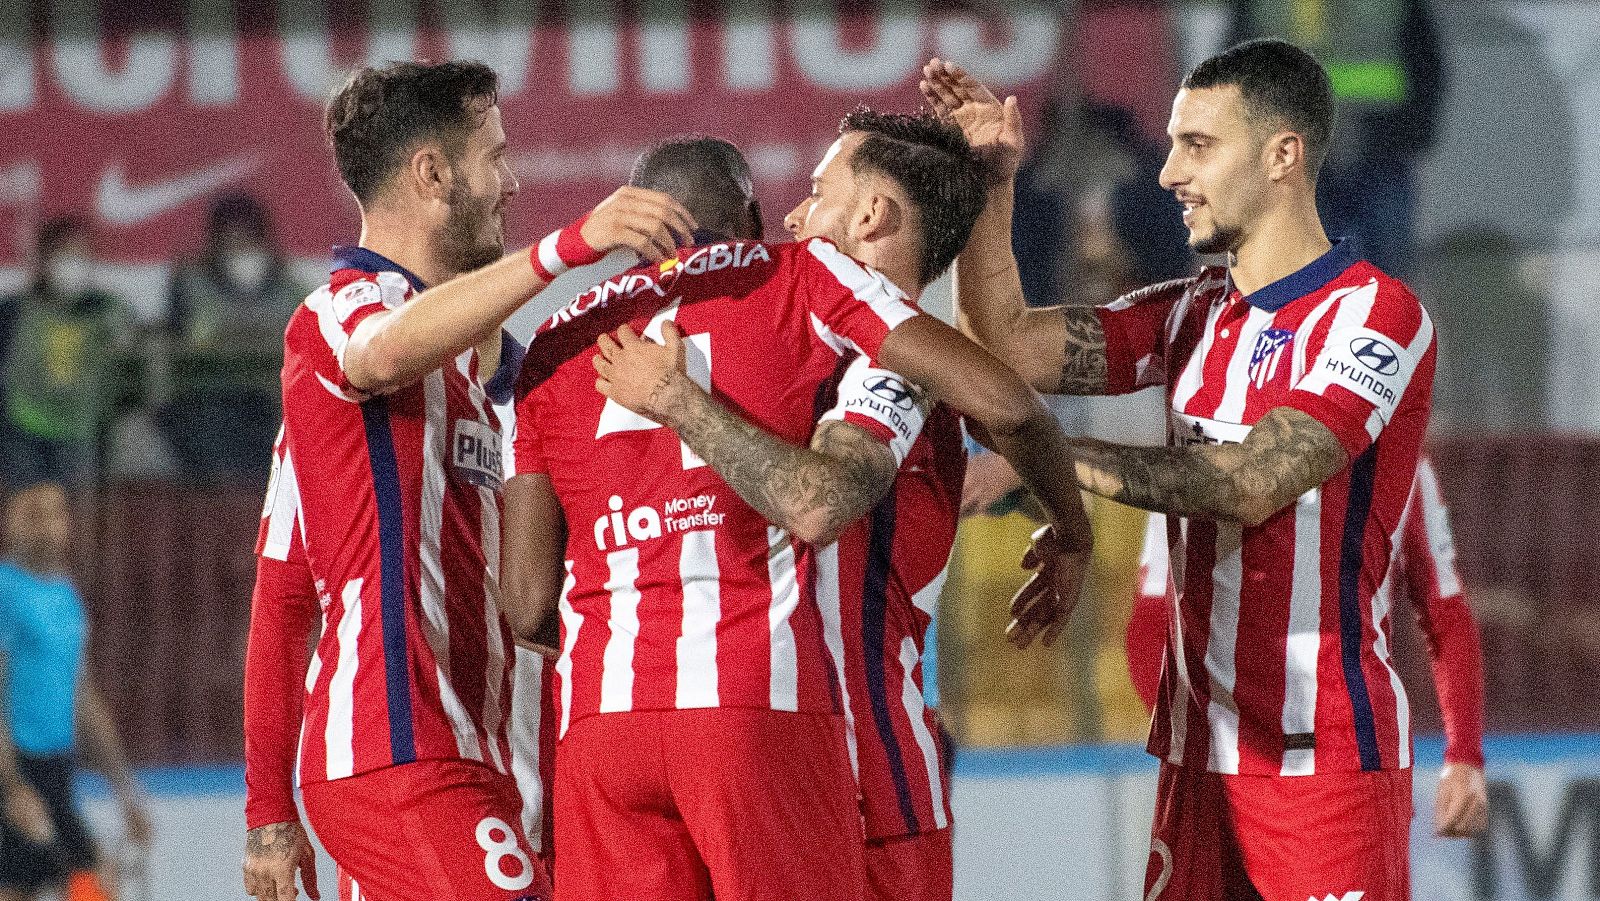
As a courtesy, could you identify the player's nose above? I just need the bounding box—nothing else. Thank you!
[783,201,805,236]
[1157,149,1183,192]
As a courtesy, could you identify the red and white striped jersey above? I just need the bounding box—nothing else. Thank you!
[813,363,964,840]
[1130,456,1486,770]
[1098,240,1437,775]
[279,246,517,787]
[512,238,920,737]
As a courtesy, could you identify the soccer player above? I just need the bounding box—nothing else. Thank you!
[241,58,697,901]
[0,482,152,901]
[926,41,1436,900]
[502,121,1090,901]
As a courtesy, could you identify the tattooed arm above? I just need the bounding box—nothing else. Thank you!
[1070,407,1349,527]
[921,58,1110,395]
[594,323,897,545]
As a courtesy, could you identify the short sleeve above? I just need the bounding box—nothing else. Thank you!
[511,385,549,477]
[302,272,405,398]
[817,355,930,466]
[1094,277,1194,396]
[1283,279,1434,457]
[797,239,920,359]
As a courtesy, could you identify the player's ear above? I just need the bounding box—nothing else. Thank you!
[855,190,904,244]
[408,143,453,202]
[1262,130,1303,183]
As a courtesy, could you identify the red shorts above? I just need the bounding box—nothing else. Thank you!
[865,828,952,901]
[1145,761,1412,901]
[301,758,553,901]
[553,707,864,901]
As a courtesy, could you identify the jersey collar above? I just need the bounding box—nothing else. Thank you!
[1232,238,1358,312]
[331,245,429,293]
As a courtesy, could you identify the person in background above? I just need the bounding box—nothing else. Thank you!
[1230,0,1446,277]
[0,481,152,901]
[1128,456,1489,839]
[0,219,135,490]
[158,193,306,484]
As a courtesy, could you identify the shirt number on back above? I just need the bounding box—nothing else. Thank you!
[474,816,534,892]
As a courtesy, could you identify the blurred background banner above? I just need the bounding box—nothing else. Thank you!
[0,0,1171,268]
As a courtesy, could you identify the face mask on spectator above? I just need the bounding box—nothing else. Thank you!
[44,252,94,297]
[222,249,273,292]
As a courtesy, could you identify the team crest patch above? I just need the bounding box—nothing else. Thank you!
[1248,328,1295,388]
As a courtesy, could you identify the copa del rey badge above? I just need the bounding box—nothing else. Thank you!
[1248,328,1296,388]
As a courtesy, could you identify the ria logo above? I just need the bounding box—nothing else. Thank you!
[1349,337,1400,376]
[865,375,915,410]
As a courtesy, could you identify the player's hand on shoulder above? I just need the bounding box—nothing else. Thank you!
[582,186,698,263]
[244,819,321,901]
[1435,763,1489,838]
[593,321,693,422]
[1006,523,1092,650]
[920,57,1025,182]
[3,780,56,844]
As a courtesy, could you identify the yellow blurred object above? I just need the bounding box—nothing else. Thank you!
[66,869,112,901]
[937,494,1152,747]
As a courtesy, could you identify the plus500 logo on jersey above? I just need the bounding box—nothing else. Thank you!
[453,419,503,491]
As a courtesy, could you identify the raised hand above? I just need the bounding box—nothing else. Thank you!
[1006,524,1092,649]
[920,57,1026,181]
[580,186,698,263]
[593,321,691,420]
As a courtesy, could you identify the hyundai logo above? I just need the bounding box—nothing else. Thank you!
[1349,337,1400,376]
[865,375,916,409]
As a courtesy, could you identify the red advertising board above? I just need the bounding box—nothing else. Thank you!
[0,1,1179,267]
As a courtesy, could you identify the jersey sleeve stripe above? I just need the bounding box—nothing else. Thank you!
[1415,460,1464,598]
[360,396,420,765]
[805,238,919,331]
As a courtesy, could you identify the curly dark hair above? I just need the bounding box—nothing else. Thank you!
[324,60,499,204]
[838,108,988,287]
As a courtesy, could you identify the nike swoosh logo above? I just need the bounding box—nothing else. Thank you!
[95,154,261,227]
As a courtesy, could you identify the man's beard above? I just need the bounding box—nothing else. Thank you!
[439,185,503,275]
[1190,223,1243,256]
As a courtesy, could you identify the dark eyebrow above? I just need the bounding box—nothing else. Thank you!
[1174,130,1213,144]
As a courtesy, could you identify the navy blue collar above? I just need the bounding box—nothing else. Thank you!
[1233,238,1358,312]
[331,245,428,293]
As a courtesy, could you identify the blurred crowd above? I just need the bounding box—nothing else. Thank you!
[0,193,302,494]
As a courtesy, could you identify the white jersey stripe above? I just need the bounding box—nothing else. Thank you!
[1281,488,1324,776]
[260,437,300,562]
[1170,301,1224,412]
[480,491,508,773]
[1371,514,1413,768]
[555,563,579,738]
[325,580,363,780]
[599,549,642,713]
[417,370,482,763]
[676,529,722,708]
[507,646,545,848]
[814,544,859,781]
[805,238,919,333]
[899,635,948,829]
[1166,516,1190,765]
[767,527,801,712]
[537,232,565,278]
[1204,524,1244,775]
[1415,462,1463,597]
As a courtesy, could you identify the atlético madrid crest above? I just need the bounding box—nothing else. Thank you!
[1248,328,1296,388]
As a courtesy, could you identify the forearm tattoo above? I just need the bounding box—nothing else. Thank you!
[660,382,896,538]
[1072,408,1347,523]
[1058,308,1109,396]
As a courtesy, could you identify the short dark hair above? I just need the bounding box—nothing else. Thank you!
[1184,39,1333,177]
[324,60,499,204]
[838,108,988,287]
[629,135,762,241]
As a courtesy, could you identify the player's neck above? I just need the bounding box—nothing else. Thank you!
[1227,200,1331,297]
[851,244,921,303]
[357,215,458,288]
